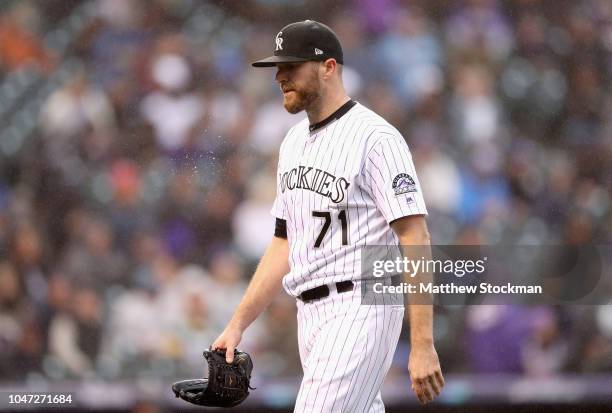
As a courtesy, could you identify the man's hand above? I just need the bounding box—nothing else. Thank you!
[408,343,444,404]
[211,326,243,363]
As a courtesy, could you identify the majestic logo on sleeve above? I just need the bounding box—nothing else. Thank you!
[280,165,350,203]
[392,173,417,195]
[275,31,283,51]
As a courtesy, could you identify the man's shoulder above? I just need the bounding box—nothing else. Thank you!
[350,103,404,149]
[279,117,309,150]
[353,102,402,137]
[286,117,310,138]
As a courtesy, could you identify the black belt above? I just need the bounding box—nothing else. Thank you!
[298,280,354,303]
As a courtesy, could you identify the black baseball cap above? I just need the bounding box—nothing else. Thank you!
[252,20,343,67]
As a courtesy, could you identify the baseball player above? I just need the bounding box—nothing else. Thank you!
[212,20,444,411]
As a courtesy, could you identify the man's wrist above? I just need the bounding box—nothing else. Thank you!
[228,318,246,333]
[411,337,434,348]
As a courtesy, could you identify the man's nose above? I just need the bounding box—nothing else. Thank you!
[275,67,288,83]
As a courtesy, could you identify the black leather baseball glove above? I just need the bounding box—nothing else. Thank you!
[172,348,254,408]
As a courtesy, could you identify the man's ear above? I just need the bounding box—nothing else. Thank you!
[320,59,337,80]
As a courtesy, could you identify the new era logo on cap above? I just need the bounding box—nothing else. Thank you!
[252,20,343,67]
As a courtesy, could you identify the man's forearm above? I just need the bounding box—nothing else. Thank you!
[400,242,434,347]
[391,216,434,347]
[228,236,290,332]
[406,286,434,346]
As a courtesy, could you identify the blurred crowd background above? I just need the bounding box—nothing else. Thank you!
[1,0,612,404]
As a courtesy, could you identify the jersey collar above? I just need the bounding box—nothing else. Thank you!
[309,99,357,132]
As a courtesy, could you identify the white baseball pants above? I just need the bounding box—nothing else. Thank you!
[294,283,404,413]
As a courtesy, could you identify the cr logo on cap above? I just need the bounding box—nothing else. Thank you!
[275,31,283,51]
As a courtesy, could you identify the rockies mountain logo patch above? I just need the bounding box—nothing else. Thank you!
[392,173,417,195]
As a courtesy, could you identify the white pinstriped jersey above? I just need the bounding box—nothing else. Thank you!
[271,101,427,297]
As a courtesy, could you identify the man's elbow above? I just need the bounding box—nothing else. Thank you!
[415,226,431,244]
[399,228,430,245]
[391,215,431,245]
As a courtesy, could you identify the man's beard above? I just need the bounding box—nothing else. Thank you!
[282,82,320,114]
